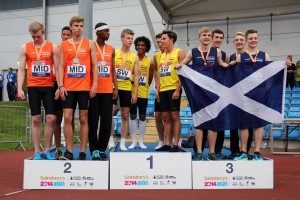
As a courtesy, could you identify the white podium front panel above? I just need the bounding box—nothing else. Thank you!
[192,159,274,189]
[110,152,192,189]
[23,160,109,190]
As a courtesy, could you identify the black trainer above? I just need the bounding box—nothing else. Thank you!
[169,145,179,152]
[59,150,73,160]
[78,152,86,160]
[155,145,171,151]
[100,152,108,159]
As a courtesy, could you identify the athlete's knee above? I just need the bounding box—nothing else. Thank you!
[32,115,41,125]
[79,114,88,124]
[64,114,73,124]
[162,113,171,123]
[171,112,180,122]
[121,110,129,120]
[46,115,56,125]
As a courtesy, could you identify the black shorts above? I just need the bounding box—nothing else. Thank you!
[130,97,148,116]
[53,81,63,111]
[62,91,89,110]
[118,89,131,108]
[28,86,55,116]
[154,98,161,112]
[159,89,182,112]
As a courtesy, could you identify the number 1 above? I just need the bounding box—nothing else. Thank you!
[146,155,153,169]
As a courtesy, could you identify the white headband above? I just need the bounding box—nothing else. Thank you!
[95,25,110,32]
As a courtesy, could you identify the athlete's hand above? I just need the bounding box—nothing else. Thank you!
[221,62,229,68]
[54,89,60,100]
[18,89,25,100]
[155,90,160,103]
[229,60,237,66]
[131,93,137,104]
[59,87,67,101]
[174,64,182,69]
[89,86,97,98]
[172,90,180,100]
[113,88,118,100]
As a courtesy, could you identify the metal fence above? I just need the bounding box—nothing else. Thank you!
[0,105,30,150]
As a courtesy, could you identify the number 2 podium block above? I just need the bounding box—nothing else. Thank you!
[23,160,109,189]
[192,159,274,189]
[110,152,192,189]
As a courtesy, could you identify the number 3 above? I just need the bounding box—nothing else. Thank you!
[64,162,72,173]
[226,163,233,173]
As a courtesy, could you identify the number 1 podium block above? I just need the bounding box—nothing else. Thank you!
[23,160,109,189]
[110,152,192,189]
[192,159,274,189]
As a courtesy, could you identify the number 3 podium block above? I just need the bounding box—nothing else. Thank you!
[23,160,109,189]
[109,152,192,189]
[192,159,274,189]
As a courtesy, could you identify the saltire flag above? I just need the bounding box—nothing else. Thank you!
[177,61,286,131]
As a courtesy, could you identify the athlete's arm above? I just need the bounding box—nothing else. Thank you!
[17,44,26,100]
[152,55,160,101]
[265,53,271,62]
[225,53,230,64]
[172,49,185,100]
[89,40,98,98]
[111,48,118,100]
[217,49,229,68]
[132,56,139,104]
[175,49,192,69]
[148,59,155,86]
[53,44,60,100]
[58,42,67,101]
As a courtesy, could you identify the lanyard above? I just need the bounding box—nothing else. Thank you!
[138,56,146,71]
[33,40,46,60]
[198,46,211,65]
[164,48,175,65]
[95,42,106,61]
[71,37,83,59]
[121,50,131,67]
[246,50,259,62]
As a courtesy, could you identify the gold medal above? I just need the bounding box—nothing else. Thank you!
[100,61,106,66]
[36,60,42,65]
[121,66,125,70]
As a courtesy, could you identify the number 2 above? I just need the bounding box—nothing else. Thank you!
[64,162,72,173]
[146,155,153,169]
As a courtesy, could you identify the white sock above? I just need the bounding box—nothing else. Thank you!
[139,120,147,149]
[108,136,115,149]
[155,141,164,149]
[128,119,137,149]
[120,138,127,151]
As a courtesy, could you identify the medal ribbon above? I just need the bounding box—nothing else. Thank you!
[95,42,106,61]
[121,50,131,67]
[246,50,259,62]
[71,37,83,59]
[164,48,175,65]
[198,46,211,65]
[138,56,146,71]
[33,40,46,61]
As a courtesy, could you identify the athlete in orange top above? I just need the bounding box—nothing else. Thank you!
[88,22,118,160]
[18,21,59,160]
[58,16,98,160]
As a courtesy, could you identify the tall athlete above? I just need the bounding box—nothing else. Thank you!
[155,30,185,152]
[18,21,58,160]
[58,16,98,160]
[53,26,72,159]
[115,29,139,151]
[228,32,253,159]
[128,36,154,149]
[153,33,165,150]
[176,27,228,160]
[234,29,270,161]
[88,22,118,160]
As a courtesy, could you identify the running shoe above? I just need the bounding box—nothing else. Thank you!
[100,152,108,159]
[253,152,264,161]
[216,152,227,159]
[192,152,203,161]
[55,147,63,160]
[32,151,42,160]
[155,145,171,152]
[169,145,179,152]
[59,150,73,160]
[233,152,248,161]
[43,150,56,160]
[91,150,101,161]
[78,152,86,160]
[228,152,240,160]
[207,153,221,161]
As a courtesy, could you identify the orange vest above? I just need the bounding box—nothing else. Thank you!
[94,43,114,93]
[62,38,91,91]
[53,44,61,82]
[26,41,54,87]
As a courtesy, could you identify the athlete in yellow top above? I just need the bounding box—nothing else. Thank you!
[114,29,139,151]
[155,30,185,152]
[128,36,154,149]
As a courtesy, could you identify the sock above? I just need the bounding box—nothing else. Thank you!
[129,119,137,142]
[155,141,164,149]
[120,138,127,151]
[139,120,147,149]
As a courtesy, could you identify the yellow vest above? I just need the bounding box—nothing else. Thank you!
[132,56,151,98]
[159,48,180,91]
[114,49,137,91]
[155,51,162,68]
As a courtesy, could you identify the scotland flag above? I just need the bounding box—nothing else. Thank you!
[177,61,286,131]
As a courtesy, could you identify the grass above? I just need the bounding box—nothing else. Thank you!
[0,101,30,151]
